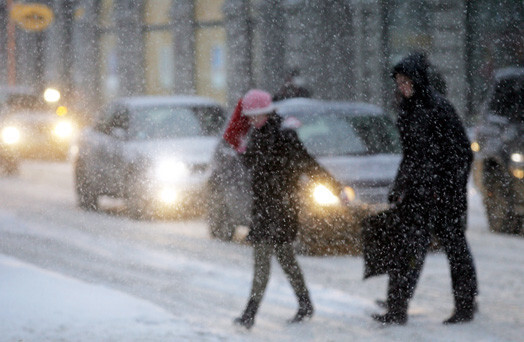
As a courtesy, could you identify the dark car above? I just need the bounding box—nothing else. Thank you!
[207,98,401,255]
[0,86,76,161]
[472,67,524,234]
[73,95,227,219]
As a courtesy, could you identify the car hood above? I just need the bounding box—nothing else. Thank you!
[124,136,219,165]
[317,154,401,187]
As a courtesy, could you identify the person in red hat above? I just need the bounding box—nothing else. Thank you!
[230,89,342,329]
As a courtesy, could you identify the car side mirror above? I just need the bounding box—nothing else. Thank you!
[111,127,127,140]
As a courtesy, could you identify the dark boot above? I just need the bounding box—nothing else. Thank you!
[288,296,314,324]
[443,298,477,325]
[372,297,408,325]
[234,299,259,329]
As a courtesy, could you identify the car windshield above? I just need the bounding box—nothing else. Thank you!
[2,94,49,113]
[286,111,401,156]
[489,76,524,122]
[128,105,224,140]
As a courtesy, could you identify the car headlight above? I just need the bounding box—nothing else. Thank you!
[312,184,340,206]
[154,159,189,183]
[53,121,74,139]
[511,152,523,163]
[158,187,179,204]
[2,126,21,145]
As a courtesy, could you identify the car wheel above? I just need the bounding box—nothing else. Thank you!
[483,165,521,234]
[75,160,98,211]
[207,186,236,241]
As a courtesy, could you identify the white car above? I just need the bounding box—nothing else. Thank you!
[73,96,226,219]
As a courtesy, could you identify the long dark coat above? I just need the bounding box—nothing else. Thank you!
[241,114,336,245]
[391,53,472,222]
[364,53,473,278]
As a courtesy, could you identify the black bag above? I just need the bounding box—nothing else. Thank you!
[361,209,404,279]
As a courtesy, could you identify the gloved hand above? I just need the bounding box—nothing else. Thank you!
[387,189,403,205]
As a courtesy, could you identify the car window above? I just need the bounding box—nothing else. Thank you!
[94,105,123,135]
[489,76,524,122]
[289,112,401,156]
[3,94,48,113]
[348,115,401,154]
[128,106,204,140]
[193,106,226,135]
[296,115,367,155]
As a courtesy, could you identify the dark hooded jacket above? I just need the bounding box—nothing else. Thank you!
[390,53,472,218]
[241,114,338,244]
[363,53,473,279]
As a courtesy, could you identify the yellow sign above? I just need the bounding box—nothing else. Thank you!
[10,3,54,32]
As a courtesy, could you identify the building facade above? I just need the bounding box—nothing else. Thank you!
[1,0,523,122]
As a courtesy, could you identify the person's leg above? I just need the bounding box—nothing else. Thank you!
[235,241,273,328]
[275,242,313,323]
[436,215,478,324]
[373,225,431,325]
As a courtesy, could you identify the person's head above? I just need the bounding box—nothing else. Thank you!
[242,89,275,128]
[392,52,431,100]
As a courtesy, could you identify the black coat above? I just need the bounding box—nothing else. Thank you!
[363,54,473,278]
[241,114,336,244]
[390,53,472,221]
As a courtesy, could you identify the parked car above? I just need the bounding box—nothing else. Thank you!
[472,67,524,234]
[207,98,402,255]
[0,86,76,161]
[73,96,227,219]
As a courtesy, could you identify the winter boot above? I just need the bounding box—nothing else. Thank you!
[234,299,259,329]
[288,296,314,324]
[371,311,407,325]
[372,298,408,325]
[443,298,477,325]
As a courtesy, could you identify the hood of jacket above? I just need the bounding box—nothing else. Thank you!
[392,52,435,108]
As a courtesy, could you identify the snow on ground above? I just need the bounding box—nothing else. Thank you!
[0,254,187,342]
[1,167,524,341]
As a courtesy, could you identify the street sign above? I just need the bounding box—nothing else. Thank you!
[10,3,54,32]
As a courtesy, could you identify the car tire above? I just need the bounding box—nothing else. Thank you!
[207,186,236,241]
[75,160,98,211]
[483,165,522,234]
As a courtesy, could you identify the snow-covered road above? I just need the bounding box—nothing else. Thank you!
[1,161,523,341]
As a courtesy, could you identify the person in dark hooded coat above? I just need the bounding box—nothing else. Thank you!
[232,89,342,329]
[369,53,478,325]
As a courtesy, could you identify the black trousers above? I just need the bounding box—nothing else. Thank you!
[386,205,478,313]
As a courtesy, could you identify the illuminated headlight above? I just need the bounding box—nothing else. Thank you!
[158,187,178,204]
[154,159,189,183]
[512,168,524,179]
[2,126,21,145]
[471,141,480,152]
[53,121,74,139]
[43,87,61,103]
[313,184,340,206]
[511,152,523,163]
